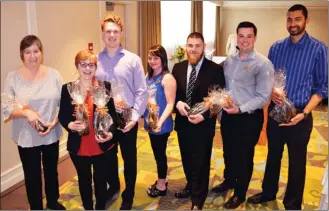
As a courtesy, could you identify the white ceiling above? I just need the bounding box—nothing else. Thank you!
[212,1,328,8]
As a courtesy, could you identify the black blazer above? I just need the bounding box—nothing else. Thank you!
[58,81,120,155]
[172,58,225,135]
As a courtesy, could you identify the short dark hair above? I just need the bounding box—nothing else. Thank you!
[147,45,169,79]
[288,4,308,19]
[236,21,257,36]
[20,35,43,61]
[187,32,204,43]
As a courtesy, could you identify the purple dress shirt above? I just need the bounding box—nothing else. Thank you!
[96,45,148,122]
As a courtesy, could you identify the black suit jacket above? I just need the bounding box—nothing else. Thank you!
[58,81,120,155]
[172,58,225,136]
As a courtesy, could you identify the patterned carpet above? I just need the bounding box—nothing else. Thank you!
[54,111,328,210]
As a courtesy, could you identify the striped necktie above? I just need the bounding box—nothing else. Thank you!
[186,64,196,106]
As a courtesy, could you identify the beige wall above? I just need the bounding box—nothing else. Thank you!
[124,2,140,55]
[1,1,27,178]
[36,1,102,83]
[218,7,328,56]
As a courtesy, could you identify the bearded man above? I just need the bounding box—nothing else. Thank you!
[171,32,225,210]
[247,4,328,210]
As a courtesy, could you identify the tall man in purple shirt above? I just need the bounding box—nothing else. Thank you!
[95,15,148,210]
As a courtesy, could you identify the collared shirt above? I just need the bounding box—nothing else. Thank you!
[186,56,204,91]
[224,50,274,113]
[269,32,328,107]
[95,45,148,122]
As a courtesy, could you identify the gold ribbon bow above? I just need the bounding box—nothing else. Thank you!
[73,104,90,118]
[96,106,109,116]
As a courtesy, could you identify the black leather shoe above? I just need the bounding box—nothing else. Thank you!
[106,186,120,201]
[174,188,191,198]
[247,192,276,204]
[47,202,66,210]
[223,195,245,209]
[119,200,133,210]
[211,182,233,193]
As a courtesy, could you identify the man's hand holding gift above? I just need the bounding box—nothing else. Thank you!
[176,101,190,117]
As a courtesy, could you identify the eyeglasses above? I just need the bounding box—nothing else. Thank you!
[79,62,96,68]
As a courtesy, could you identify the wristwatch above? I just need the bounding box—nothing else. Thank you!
[302,110,309,120]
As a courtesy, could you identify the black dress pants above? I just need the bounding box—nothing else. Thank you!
[70,152,108,210]
[221,110,263,198]
[106,124,138,202]
[18,141,60,210]
[177,128,214,208]
[262,112,313,210]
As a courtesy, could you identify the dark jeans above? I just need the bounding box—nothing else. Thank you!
[221,110,263,198]
[149,133,170,179]
[70,152,108,210]
[177,129,214,208]
[18,141,60,210]
[106,124,138,202]
[262,113,313,210]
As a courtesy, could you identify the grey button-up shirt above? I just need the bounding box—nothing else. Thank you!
[224,50,274,113]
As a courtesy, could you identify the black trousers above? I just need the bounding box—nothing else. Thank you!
[106,124,138,202]
[70,152,109,210]
[18,141,60,210]
[149,133,170,179]
[177,129,214,208]
[221,110,263,199]
[262,113,313,210]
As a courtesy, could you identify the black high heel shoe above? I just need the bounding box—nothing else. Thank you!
[147,181,168,198]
